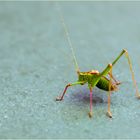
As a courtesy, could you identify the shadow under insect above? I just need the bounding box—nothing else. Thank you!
[69,87,105,105]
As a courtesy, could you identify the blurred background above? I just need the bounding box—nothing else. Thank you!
[0,1,140,138]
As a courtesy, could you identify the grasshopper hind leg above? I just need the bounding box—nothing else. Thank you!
[124,50,140,99]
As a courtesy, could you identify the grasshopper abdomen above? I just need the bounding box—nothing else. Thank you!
[96,76,118,91]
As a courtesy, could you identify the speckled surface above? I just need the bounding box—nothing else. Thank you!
[0,1,140,139]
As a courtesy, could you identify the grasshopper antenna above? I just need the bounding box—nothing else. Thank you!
[56,3,80,74]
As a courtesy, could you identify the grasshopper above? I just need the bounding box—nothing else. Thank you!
[56,5,140,118]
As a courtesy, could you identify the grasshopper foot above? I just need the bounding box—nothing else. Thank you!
[106,111,112,118]
[88,112,93,118]
[56,96,63,101]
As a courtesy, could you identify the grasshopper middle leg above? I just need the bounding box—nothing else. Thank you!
[88,87,93,118]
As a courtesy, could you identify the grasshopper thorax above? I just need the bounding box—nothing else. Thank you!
[89,70,100,74]
[78,70,100,75]
[78,70,100,85]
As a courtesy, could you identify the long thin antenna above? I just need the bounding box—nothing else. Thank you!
[56,3,80,73]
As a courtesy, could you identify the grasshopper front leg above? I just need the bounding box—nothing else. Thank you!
[56,81,84,101]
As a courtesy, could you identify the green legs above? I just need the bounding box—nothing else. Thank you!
[100,63,112,77]
[56,81,94,118]
[112,49,140,99]
[56,49,140,118]
[56,81,84,101]
[102,49,140,99]
[100,49,126,77]
[112,49,126,66]
[101,49,140,118]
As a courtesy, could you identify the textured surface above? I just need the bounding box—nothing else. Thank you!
[0,1,140,138]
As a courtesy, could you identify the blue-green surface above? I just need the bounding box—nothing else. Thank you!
[0,1,140,138]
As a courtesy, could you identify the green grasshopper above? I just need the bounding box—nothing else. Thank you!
[56,5,140,118]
